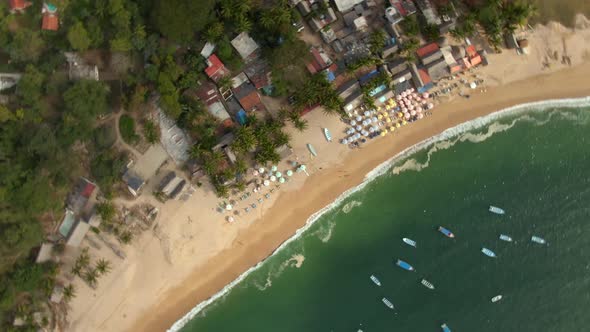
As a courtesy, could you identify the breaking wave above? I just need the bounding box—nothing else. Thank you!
[253,254,306,291]
[167,96,590,332]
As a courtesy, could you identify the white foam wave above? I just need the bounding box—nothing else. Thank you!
[341,200,362,214]
[254,254,306,291]
[167,96,590,332]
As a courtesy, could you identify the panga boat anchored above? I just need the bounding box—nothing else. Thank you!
[370,275,381,286]
[438,226,455,238]
[481,248,497,258]
[306,143,318,157]
[421,279,435,290]
[441,323,452,332]
[402,237,417,247]
[382,297,395,310]
[489,206,505,215]
[396,259,415,271]
[531,236,546,244]
[499,234,513,242]
[491,295,503,303]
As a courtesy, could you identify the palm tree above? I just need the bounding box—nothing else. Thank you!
[215,183,230,198]
[277,108,289,124]
[235,15,252,33]
[293,119,308,132]
[204,22,224,42]
[95,259,112,276]
[217,75,233,90]
[368,29,387,56]
[234,181,247,192]
[120,231,133,244]
[220,0,234,19]
[274,130,291,147]
[234,158,248,174]
[84,269,99,288]
[70,264,83,278]
[76,251,90,269]
[63,284,76,303]
[260,10,274,29]
[232,126,257,153]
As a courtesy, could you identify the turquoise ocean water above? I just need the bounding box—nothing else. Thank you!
[178,100,590,332]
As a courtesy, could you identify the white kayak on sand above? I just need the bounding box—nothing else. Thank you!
[307,143,317,156]
[323,128,332,142]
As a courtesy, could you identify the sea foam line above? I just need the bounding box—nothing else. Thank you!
[167,96,590,332]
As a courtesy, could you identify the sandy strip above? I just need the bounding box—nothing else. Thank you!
[128,62,590,332]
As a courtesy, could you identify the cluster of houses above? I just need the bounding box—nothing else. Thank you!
[289,0,488,113]
[193,32,272,130]
[8,1,60,31]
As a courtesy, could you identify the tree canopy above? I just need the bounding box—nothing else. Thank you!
[152,0,216,43]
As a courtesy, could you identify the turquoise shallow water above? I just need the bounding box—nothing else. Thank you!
[181,105,590,332]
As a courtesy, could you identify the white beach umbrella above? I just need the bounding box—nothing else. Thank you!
[279,177,286,184]
[404,113,411,120]
[270,175,277,182]
[226,204,233,210]
[271,165,278,172]
[369,127,375,133]
[411,110,417,116]
[297,165,309,176]
[410,87,415,92]
[364,111,370,117]
[275,172,282,178]
[341,138,348,144]
[350,120,357,126]
[356,115,362,122]
[227,216,235,223]
[286,170,293,177]
[263,180,270,186]
[427,103,434,109]
[252,170,259,176]
[356,125,362,131]
[416,107,423,112]
[470,82,477,89]
[258,167,265,174]
[418,113,424,119]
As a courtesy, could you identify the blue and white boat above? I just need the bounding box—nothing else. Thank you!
[402,237,417,247]
[489,206,505,215]
[531,236,546,244]
[438,226,455,238]
[382,297,395,309]
[370,275,381,286]
[396,259,415,271]
[323,128,332,142]
[499,234,513,242]
[482,248,497,258]
[441,323,452,332]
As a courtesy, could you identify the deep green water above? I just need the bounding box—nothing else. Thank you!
[181,105,590,332]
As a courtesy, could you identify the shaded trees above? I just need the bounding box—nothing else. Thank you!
[152,0,215,43]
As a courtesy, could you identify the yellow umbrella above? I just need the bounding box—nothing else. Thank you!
[376,106,382,111]
[396,122,401,128]
[402,120,407,125]
[380,132,386,137]
[397,112,403,118]
[386,118,392,123]
[390,126,395,132]
[378,114,383,120]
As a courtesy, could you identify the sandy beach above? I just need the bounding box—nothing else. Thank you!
[66,20,590,332]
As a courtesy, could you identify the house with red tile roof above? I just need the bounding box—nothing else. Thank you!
[233,80,265,112]
[41,3,59,31]
[9,0,32,13]
[204,54,229,82]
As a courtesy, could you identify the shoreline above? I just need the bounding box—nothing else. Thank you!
[131,62,590,332]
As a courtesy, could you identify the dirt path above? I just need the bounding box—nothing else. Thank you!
[113,111,142,159]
